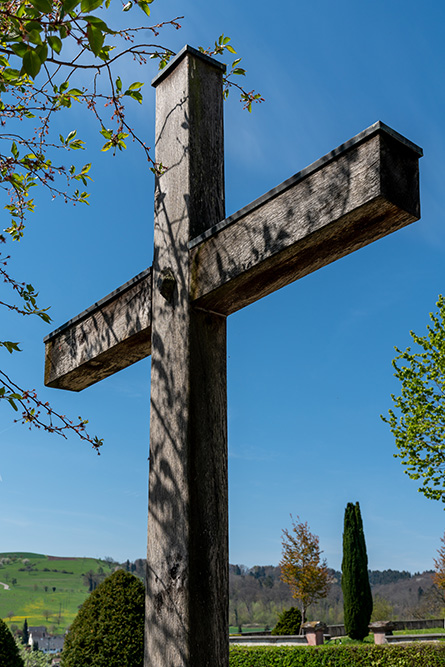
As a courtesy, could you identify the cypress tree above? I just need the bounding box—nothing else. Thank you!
[341,501,373,640]
[21,619,28,646]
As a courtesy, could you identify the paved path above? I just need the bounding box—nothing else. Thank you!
[0,582,10,590]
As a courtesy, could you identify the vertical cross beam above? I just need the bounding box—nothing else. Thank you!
[146,47,228,666]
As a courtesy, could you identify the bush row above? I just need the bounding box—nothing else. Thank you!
[229,644,445,666]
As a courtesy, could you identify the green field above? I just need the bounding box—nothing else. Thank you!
[394,627,445,635]
[0,552,117,632]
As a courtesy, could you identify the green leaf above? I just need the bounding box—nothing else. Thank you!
[226,45,236,54]
[100,128,112,139]
[66,130,77,142]
[81,0,102,11]
[35,43,48,64]
[62,0,80,12]
[48,35,62,54]
[84,16,113,32]
[87,24,104,56]
[11,142,19,159]
[124,90,143,103]
[128,81,144,90]
[24,20,42,32]
[116,77,122,91]
[29,0,53,12]
[26,29,43,46]
[137,0,151,17]
[1,341,21,354]
[8,397,19,411]
[22,49,42,78]
[122,1,132,10]
[10,43,28,58]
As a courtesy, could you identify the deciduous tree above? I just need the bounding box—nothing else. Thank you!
[433,531,445,592]
[279,516,330,624]
[341,502,373,640]
[0,0,261,447]
[382,295,445,502]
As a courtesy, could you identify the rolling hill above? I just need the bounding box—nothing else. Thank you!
[0,552,117,633]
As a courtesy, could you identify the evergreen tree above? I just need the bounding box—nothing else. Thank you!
[61,570,144,667]
[0,618,24,667]
[22,619,28,646]
[341,502,373,640]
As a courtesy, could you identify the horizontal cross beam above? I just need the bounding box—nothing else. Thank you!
[43,121,421,392]
[44,268,151,391]
[189,122,422,315]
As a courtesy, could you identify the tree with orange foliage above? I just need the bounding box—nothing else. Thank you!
[279,516,330,624]
[433,532,445,591]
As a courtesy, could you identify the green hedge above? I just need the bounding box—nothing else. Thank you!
[229,644,445,666]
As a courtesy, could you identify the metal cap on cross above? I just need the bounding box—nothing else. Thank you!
[44,45,422,666]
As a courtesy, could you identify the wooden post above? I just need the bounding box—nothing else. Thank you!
[145,47,228,666]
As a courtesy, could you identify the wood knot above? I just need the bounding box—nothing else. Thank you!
[158,268,176,303]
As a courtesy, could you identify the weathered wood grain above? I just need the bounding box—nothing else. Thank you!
[189,125,422,315]
[146,46,228,667]
[44,268,151,391]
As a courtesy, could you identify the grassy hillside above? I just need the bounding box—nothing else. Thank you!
[0,552,117,633]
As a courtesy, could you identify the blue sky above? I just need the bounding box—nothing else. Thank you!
[1,0,445,573]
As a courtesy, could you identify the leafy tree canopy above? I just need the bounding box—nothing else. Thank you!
[382,295,445,502]
[279,516,330,623]
[61,569,144,667]
[0,0,261,447]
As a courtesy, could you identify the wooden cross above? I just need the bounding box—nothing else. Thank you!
[43,46,422,666]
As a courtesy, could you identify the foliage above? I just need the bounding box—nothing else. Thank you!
[271,606,302,635]
[15,641,51,667]
[341,502,373,640]
[279,516,330,623]
[229,644,445,667]
[21,619,28,646]
[0,618,24,667]
[0,0,262,447]
[382,295,445,502]
[371,595,394,622]
[61,569,144,667]
[434,531,445,592]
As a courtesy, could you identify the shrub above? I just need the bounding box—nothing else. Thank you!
[271,607,302,635]
[0,618,24,667]
[61,569,144,667]
[229,644,445,666]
